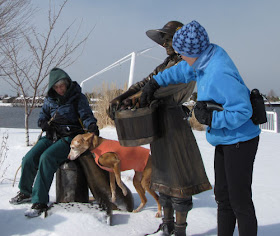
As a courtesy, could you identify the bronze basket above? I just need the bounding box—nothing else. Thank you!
[114,106,160,147]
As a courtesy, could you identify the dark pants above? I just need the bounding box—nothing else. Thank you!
[19,136,73,204]
[214,136,259,236]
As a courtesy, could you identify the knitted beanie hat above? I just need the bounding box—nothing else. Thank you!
[172,20,210,58]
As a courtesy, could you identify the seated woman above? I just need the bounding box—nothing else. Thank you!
[10,68,99,218]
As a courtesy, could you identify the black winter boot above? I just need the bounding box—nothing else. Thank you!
[9,191,31,205]
[24,203,48,218]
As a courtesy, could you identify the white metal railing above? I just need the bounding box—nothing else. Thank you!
[260,111,278,133]
[80,46,161,91]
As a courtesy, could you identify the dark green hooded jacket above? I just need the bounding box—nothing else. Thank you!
[38,68,98,137]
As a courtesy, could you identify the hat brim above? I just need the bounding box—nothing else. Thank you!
[146,29,173,46]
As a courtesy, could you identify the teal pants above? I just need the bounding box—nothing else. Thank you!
[19,136,73,204]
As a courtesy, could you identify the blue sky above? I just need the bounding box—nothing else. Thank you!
[2,0,280,96]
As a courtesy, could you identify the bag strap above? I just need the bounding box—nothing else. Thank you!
[73,95,85,130]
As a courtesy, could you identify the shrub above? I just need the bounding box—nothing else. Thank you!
[0,131,9,183]
[90,82,127,129]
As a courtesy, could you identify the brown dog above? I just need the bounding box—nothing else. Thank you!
[68,133,161,217]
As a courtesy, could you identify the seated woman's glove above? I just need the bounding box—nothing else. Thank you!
[194,101,213,127]
[140,78,160,107]
[87,123,100,136]
[38,119,52,131]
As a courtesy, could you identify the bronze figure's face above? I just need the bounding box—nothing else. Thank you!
[162,33,175,56]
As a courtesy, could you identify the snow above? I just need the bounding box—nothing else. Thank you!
[0,101,13,107]
[0,126,279,236]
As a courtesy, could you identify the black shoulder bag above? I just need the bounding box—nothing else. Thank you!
[250,89,267,125]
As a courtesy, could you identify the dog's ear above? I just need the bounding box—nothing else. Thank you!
[92,134,100,148]
[83,133,94,142]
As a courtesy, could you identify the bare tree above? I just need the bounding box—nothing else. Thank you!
[0,0,32,73]
[0,131,9,183]
[0,0,92,146]
[267,89,280,102]
[267,89,276,98]
[0,0,32,42]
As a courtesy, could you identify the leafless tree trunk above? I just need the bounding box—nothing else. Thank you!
[0,0,92,146]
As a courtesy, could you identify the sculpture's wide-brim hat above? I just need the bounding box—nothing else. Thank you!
[146,21,183,46]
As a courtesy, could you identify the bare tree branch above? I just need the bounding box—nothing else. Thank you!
[0,0,32,41]
[0,0,93,145]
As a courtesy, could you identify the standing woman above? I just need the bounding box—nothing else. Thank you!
[10,68,99,218]
[141,20,260,236]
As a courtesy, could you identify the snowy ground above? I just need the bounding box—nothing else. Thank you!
[0,126,279,236]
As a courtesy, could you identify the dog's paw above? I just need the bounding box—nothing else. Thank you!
[155,211,162,218]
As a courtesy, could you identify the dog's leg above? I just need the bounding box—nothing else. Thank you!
[132,171,147,213]
[98,153,128,198]
[109,172,117,203]
[141,156,162,218]
[112,161,128,197]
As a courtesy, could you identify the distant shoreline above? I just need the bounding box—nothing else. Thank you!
[0,102,42,107]
[0,101,95,108]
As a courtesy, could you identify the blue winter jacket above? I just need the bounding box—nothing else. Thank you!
[153,44,261,146]
[38,69,97,133]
